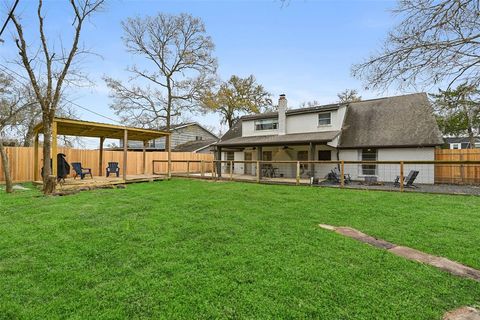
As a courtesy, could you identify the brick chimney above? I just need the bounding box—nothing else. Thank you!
[278,94,287,135]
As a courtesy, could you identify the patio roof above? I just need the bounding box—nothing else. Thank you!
[216,130,340,147]
[34,117,170,141]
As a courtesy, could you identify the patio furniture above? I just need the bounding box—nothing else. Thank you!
[326,167,352,184]
[394,170,419,188]
[262,164,278,178]
[106,162,120,177]
[71,162,93,180]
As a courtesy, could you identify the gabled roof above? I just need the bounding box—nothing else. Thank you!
[218,93,444,149]
[173,139,217,152]
[444,137,480,144]
[160,122,219,138]
[339,93,444,148]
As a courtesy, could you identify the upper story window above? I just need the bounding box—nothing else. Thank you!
[255,118,278,131]
[318,112,332,126]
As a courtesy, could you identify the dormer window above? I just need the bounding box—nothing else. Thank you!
[255,118,278,131]
[318,112,331,126]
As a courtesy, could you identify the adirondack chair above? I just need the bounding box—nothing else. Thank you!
[394,170,419,188]
[106,162,120,177]
[71,162,93,180]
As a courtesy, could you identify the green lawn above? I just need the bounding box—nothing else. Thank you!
[0,179,479,319]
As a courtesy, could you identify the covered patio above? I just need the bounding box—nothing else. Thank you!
[33,117,171,189]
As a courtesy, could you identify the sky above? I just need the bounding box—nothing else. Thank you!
[1,0,404,146]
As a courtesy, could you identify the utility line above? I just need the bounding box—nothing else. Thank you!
[0,0,20,40]
[0,64,122,124]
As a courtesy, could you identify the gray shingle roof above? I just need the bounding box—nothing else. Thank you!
[173,139,217,152]
[339,93,444,148]
[216,130,340,147]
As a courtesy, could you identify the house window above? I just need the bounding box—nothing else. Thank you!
[475,143,480,148]
[318,150,331,161]
[450,143,461,150]
[262,151,273,161]
[255,119,278,131]
[195,136,203,141]
[318,112,331,126]
[226,151,235,172]
[361,148,377,175]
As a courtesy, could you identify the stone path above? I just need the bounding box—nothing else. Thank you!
[318,224,480,282]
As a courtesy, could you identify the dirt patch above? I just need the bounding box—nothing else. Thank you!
[443,307,480,320]
[319,224,480,282]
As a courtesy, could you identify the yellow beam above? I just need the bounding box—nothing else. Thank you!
[52,121,58,176]
[34,133,39,181]
[123,129,128,181]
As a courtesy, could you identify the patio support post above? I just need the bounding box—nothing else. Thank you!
[167,134,172,179]
[123,129,128,181]
[340,160,345,188]
[52,120,58,176]
[99,137,105,177]
[216,146,222,178]
[256,146,262,179]
[400,161,404,192]
[309,143,315,177]
[229,160,233,180]
[296,161,300,185]
[34,132,39,181]
[201,160,205,177]
[142,140,147,175]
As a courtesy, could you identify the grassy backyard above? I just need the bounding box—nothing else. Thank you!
[0,179,479,319]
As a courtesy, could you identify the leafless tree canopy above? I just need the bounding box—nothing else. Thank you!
[0,73,34,193]
[105,13,217,133]
[201,75,272,129]
[337,89,362,103]
[9,0,104,193]
[352,0,480,90]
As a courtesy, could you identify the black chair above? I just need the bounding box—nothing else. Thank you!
[106,162,120,177]
[71,162,93,180]
[41,154,70,183]
[394,170,419,188]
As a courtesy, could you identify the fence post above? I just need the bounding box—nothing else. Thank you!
[187,160,190,177]
[213,161,217,180]
[201,160,205,178]
[340,160,345,188]
[400,161,404,192]
[229,160,233,180]
[256,161,260,183]
[296,161,300,185]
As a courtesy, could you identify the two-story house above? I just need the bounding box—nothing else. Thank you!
[215,93,444,183]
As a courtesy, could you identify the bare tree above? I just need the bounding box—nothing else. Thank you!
[201,75,272,128]
[352,0,480,91]
[0,73,32,193]
[105,13,217,149]
[9,0,104,193]
[337,89,362,103]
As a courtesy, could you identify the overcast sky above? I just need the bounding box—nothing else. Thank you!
[1,0,407,145]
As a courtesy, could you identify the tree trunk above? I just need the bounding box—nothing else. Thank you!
[0,141,13,193]
[22,121,36,147]
[42,120,55,194]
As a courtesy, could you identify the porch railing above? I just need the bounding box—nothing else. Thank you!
[152,159,480,191]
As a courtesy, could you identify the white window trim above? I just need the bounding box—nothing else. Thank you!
[254,118,279,131]
[450,143,461,149]
[318,112,332,127]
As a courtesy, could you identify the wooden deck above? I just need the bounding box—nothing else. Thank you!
[33,174,166,190]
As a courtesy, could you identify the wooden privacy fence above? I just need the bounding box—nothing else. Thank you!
[435,149,480,184]
[0,147,213,182]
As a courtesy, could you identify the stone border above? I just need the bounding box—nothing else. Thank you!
[318,224,480,282]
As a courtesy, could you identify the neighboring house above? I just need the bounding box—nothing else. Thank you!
[215,93,444,184]
[444,136,480,149]
[121,122,218,153]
